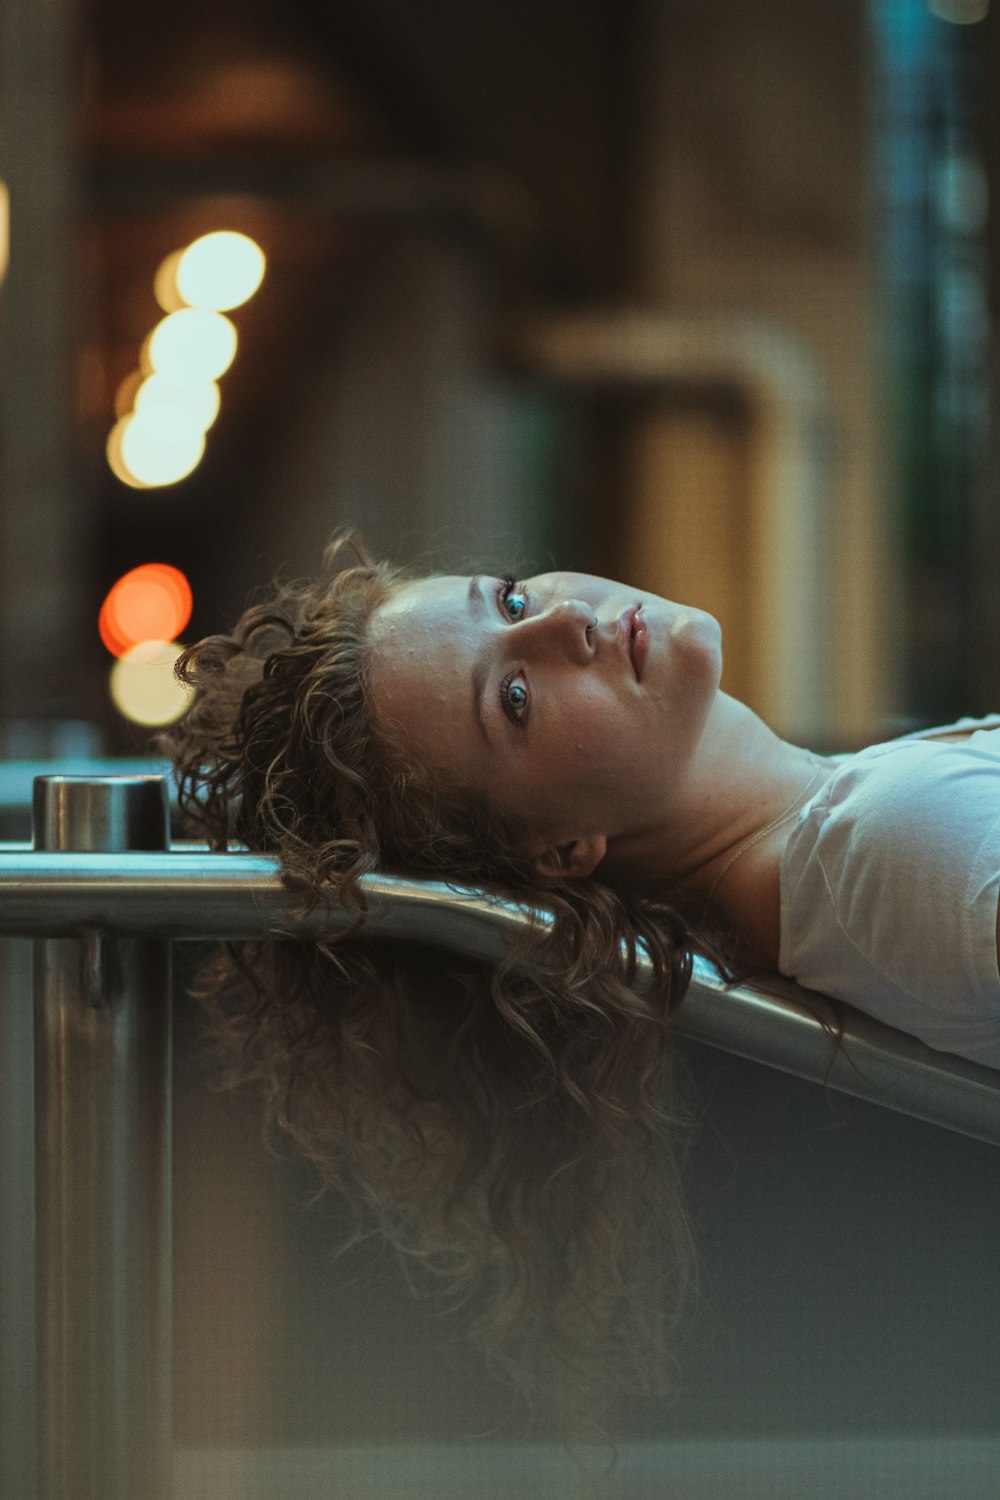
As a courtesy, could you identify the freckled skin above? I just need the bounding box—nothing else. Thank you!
[366,571,723,856]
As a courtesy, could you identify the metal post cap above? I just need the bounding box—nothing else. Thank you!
[32,775,169,853]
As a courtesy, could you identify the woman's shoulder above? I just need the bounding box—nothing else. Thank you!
[784,709,1000,944]
[797,717,1000,870]
[780,712,1000,1060]
[777,710,1000,938]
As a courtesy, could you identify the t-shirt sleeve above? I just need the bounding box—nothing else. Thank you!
[780,741,1000,1061]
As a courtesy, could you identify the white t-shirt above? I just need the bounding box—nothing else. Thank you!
[779,713,1000,1069]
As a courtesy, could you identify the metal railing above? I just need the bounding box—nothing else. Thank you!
[6,773,1000,1500]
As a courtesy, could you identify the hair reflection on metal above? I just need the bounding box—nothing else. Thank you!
[2,841,998,1147]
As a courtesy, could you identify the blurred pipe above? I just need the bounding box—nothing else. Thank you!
[0,938,35,1500]
[33,778,172,1500]
[511,310,834,742]
[3,833,998,1149]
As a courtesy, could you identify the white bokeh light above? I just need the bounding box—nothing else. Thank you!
[106,417,151,489]
[119,410,206,487]
[110,641,193,726]
[147,309,237,384]
[176,231,266,312]
[133,374,221,433]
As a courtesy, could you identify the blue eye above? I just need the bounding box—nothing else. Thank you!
[499,575,528,621]
[501,672,529,724]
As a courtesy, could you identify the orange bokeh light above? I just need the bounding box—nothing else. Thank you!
[99,563,193,657]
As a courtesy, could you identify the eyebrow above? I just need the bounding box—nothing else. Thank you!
[468,573,487,620]
[468,575,492,747]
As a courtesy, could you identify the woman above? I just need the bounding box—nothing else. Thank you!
[366,553,1000,1069]
[164,528,1000,1440]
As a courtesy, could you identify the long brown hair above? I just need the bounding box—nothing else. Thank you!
[161,529,748,1446]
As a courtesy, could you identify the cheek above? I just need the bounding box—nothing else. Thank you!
[550,691,624,780]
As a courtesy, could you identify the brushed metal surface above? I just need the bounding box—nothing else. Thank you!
[3,826,997,1148]
[32,778,172,1500]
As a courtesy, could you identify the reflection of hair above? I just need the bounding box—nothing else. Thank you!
[162,529,749,1444]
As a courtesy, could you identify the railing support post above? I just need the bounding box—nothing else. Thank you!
[33,776,172,1500]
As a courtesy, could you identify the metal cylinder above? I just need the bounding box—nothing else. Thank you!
[32,773,168,854]
[33,777,172,1500]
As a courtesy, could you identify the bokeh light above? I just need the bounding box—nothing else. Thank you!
[175,231,266,311]
[107,229,263,488]
[113,370,144,420]
[153,249,186,313]
[109,641,192,726]
[99,563,193,657]
[130,401,203,449]
[133,374,221,433]
[118,409,206,487]
[106,417,148,489]
[147,309,237,384]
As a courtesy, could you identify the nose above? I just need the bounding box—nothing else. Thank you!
[513,598,596,663]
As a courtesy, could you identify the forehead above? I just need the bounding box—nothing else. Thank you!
[364,576,484,775]
[366,577,470,673]
[365,575,470,703]
[372,574,467,625]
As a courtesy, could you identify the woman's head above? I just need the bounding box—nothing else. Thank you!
[169,529,723,899]
[166,532,538,903]
[163,529,746,1445]
[366,568,723,878]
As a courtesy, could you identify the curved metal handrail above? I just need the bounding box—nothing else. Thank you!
[11,776,999,1500]
[2,846,998,1146]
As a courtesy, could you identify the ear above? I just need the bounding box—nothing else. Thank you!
[530,833,608,881]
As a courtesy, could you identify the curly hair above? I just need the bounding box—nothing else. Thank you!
[160,529,751,1448]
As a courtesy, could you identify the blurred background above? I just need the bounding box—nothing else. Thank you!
[3,1,1000,1496]
[1,0,998,753]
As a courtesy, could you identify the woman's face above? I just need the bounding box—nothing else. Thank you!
[366,570,722,863]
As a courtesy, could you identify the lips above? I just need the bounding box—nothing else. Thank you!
[618,605,648,682]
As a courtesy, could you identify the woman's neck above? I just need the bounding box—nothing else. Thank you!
[604,692,838,965]
[694,764,829,965]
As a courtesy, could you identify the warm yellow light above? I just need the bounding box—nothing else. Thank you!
[153,249,186,312]
[133,374,221,433]
[0,182,8,285]
[147,309,237,384]
[120,409,205,487]
[113,370,145,420]
[106,417,152,489]
[110,641,193,726]
[176,231,266,311]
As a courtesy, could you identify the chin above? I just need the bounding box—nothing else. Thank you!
[674,605,722,663]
